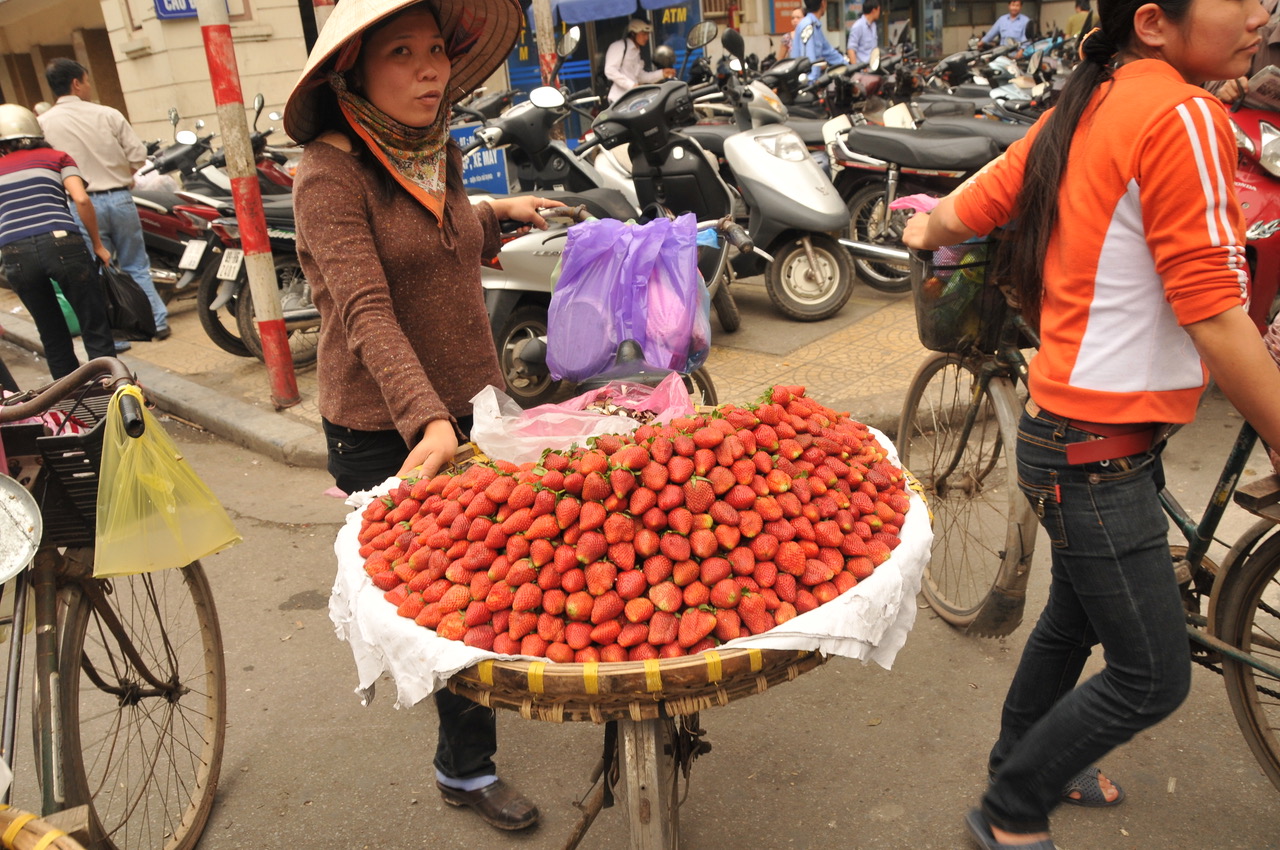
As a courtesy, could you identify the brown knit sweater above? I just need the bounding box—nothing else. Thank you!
[294,140,504,447]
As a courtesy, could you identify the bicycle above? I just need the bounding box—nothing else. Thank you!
[0,357,226,849]
[895,243,1280,792]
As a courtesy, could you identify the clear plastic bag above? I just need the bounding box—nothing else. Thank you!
[546,215,710,382]
[470,373,694,464]
[94,386,241,577]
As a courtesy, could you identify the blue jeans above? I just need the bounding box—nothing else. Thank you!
[2,232,116,379]
[70,190,168,332]
[982,408,1191,834]
[321,416,496,782]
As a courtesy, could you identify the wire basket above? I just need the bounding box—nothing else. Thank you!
[1,386,114,548]
[909,241,1008,354]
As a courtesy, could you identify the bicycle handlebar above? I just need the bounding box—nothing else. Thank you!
[0,357,144,437]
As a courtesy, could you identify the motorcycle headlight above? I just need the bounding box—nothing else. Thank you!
[754,130,808,162]
[1260,121,1280,178]
[1235,121,1257,156]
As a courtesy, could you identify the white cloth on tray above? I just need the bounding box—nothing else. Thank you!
[329,426,933,709]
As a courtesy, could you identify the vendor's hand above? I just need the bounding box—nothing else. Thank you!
[487,196,565,233]
[397,418,458,480]
[902,212,932,250]
[662,68,677,79]
[93,244,112,266]
[1217,76,1248,104]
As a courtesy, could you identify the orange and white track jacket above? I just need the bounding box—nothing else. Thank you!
[954,59,1249,425]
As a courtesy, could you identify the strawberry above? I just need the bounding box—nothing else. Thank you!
[629,487,658,516]
[681,478,715,514]
[509,610,538,640]
[554,497,580,533]
[616,569,648,600]
[582,472,611,502]
[590,619,622,646]
[542,588,568,615]
[714,609,742,642]
[579,501,607,531]
[574,530,607,564]
[866,539,893,566]
[634,528,661,557]
[814,520,843,548]
[554,544,579,573]
[438,584,473,614]
[464,600,492,628]
[727,547,756,576]
[649,437,674,463]
[643,555,674,585]
[561,568,587,593]
[565,621,594,651]
[609,541,636,571]
[648,581,683,613]
[795,590,819,614]
[396,592,425,619]
[648,610,680,645]
[673,434,697,457]
[667,506,694,535]
[540,469,566,492]
[692,427,723,449]
[709,578,741,608]
[640,461,670,491]
[610,468,637,499]
[625,597,655,623]
[585,561,618,596]
[591,590,625,624]
[775,541,806,576]
[707,465,736,495]
[667,455,695,484]
[537,612,566,643]
[658,642,686,659]
[526,514,560,540]
[492,633,521,656]
[689,528,719,559]
[562,471,585,495]
[677,607,718,647]
[436,611,467,641]
[500,508,533,535]
[699,556,732,586]
[709,501,740,527]
[750,533,780,561]
[834,571,859,594]
[683,581,711,607]
[546,642,575,663]
[600,643,629,662]
[485,581,514,612]
[618,622,650,648]
[520,634,550,657]
[603,513,635,544]
[529,538,556,567]
[537,564,562,591]
[774,601,799,624]
[506,559,537,587]
[512,583,543,612]
[593,434,624,456]
[577,450,610,475]
[565,590,595,621]
[613,445,650,471]
[531,489,557,518]
[659,533,692,562]
[738,593,775,635]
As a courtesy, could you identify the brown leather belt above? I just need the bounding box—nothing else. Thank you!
[1026,400,1158,465]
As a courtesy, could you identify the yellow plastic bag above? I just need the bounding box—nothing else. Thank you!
[94,386,241,577]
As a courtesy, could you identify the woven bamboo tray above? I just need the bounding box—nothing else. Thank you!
[0,806,85,850]
[448,646,826,724]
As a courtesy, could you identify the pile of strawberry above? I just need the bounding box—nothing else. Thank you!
[354,386,911,663]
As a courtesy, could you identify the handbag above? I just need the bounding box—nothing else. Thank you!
[100,263,156,341]
[94,385,241,577]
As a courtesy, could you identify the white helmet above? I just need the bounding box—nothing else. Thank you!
[0,104,42,143]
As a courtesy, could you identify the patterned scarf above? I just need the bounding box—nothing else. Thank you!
[330,72,449,223]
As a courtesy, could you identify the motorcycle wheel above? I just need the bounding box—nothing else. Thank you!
[846,183,912,293]
[235,256,320,370]
[195,263,253,358]
[764,233,854,321]
[684,367,718,407]
[711,282,741,334]
[497,303,561,409]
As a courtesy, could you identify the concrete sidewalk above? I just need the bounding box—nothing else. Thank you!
[0,277,927,469]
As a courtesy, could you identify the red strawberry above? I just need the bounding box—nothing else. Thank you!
[585,561,617,596]
[699,556,732,586]
[565,590,595,621]
[579,501,607,531]
[629,487,658,516]
[600,643,629,662]
[709,578,741,608]
[485,582,514,612]
[464,600,492,627]
[537,564,562,591]
[643,555,674,585]
[683,581,711,607]
[673,434,697,457]
[546,642,575,662]
[603,513,635,544]
[667,456,695,485]
[659,533,692,562]
[727,547,756,576]
[577,450,610,475]
[610,469,637,499]
[616,569,648,600]
[625,597,655,623]
[672,559,702,587]
[714,609,742,642]
[512,583,543,612]
[692,427,723,449]
[582,472,611,502]
[555,496,582,529]
[492,633,520,656]
[677,607,718,647]
[689,528,719,559]
[776,541,806,576]
[590,619,622,646]
[537,612,566,642]
[634,528,661,558]
[565,621,593,651]
[613,445,650,470]
[591,590,625,624]
[542,588,568,615]
[532,488,557,517]
[640,461,670,491]
[520,634,550,657]
[438,584,473,614]
[714,524,741,552]
[656,484,684,511]
[649,437,674,464]
[618,622,650,648]
[574,530,606,564]
[738,593,775,635]
[436,611,467,641]
[709,501,741,527]
[775,601,799,624]
[561,567,587,593]
[707,465,736,495]
[648,581,683,613]
[682,478,715,514]
[526,514,560,540]
[834,572,859,594]
[648,610,680,645]
[593,434,624,456]
[667,506,694,535]
[609,541,636,571]
[774,573,798,603]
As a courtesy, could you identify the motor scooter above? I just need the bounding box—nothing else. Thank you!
[1230,104,1280,330]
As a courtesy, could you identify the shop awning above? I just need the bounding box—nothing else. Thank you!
[549,0,687,24]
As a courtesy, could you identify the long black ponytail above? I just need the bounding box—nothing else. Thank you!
[1000,0,1192,330]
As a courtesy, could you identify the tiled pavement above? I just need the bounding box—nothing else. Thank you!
[0,277,928,469]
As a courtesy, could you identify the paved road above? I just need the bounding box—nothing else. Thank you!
[2,342,1276,850]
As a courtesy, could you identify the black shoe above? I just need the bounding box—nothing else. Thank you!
[153,327,171,340]
[437,779,539,831]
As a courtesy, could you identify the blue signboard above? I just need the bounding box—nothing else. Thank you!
[154,0,199,20]
[451,123,511,194]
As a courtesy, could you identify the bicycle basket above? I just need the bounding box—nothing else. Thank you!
[909,242,1008,354]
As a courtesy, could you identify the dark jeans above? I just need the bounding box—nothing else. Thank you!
[2,232,116,379]
[982,408,1191,834]
[322,415,494,781]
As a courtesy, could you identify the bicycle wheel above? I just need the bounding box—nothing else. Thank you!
[898,353,1035,628]
[1215,532,1280,791]
[58,562,226,850]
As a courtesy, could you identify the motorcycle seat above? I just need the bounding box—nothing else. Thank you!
[259,194,297,227]
[132,189,183,213]
[920,115,1028,150]
[914,92,993,114]
[841,124,1000,171]
[786,117,828,147]
[681,124,737,156]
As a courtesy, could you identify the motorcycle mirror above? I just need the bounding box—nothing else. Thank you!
[175,129,198,145]
[528,86,566,109]
[558,25,580,57]
[868,47,881,72]
[687,20,717,50]
[1027,50,1043,74]
[253,93,265,113]
[167,107,179,127]
[721,27,746,61]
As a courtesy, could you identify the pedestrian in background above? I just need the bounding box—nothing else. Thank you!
[0,104,115,379]
[284,0,555,832]
[791,0,848,66]
[1065,0,1094,37]
[978,0,1033,48]
[777,7,805,61]
[847,0,881,64]
[904,0,1280,846]
[604,18,675,105]
[39,58,170,342]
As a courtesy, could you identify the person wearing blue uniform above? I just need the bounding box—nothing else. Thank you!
[847,0,881,63]
[791,0,847,66]
[979,0,1033,48]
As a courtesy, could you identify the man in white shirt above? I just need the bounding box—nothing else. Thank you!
[847,0,881,64]
[39,58,169,340]
[604,19,676,105]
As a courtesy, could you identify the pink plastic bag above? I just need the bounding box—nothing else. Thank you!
[469,374,694,464]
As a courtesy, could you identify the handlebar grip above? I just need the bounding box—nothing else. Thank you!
[460,139,483,156]
[118,392,146,439]
[722,221,754,253]
[688,83,721,99]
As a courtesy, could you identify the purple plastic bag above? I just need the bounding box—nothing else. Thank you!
[546,215,710,382]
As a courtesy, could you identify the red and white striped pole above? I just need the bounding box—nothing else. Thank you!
[195,0,300,409]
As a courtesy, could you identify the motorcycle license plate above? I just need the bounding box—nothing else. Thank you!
[217,248,244,280]
[177,239,207,270]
